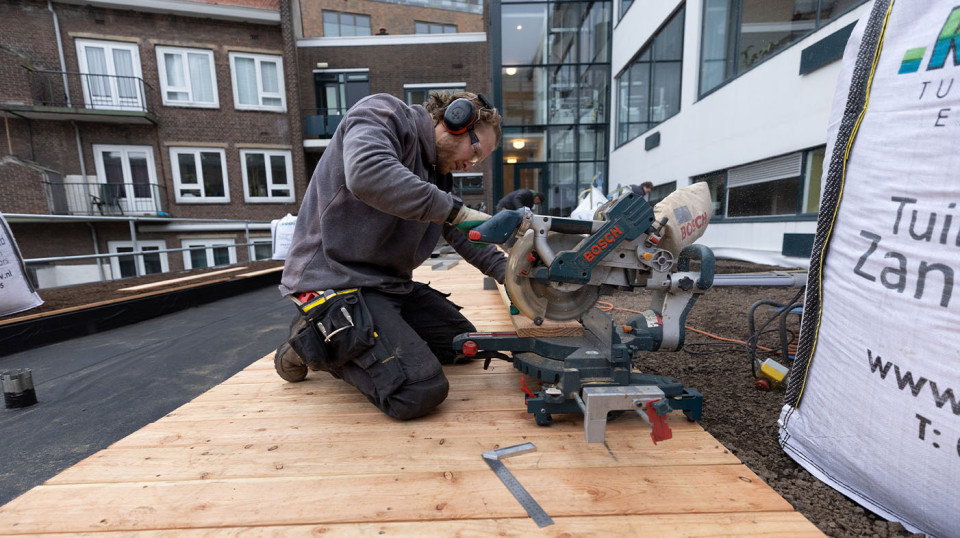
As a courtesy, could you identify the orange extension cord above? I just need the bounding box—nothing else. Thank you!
[595,301,782,354]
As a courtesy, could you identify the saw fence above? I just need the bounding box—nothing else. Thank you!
[0,261,822,536]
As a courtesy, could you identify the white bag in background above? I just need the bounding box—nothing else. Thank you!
[0,213,43,317]
[569,187,608,220]
[271,213,297,260]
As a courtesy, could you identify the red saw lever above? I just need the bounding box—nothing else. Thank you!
[644,399,673,445]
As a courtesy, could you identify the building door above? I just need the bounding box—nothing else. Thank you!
[314,71,369,115]
[309,70,370,138]
[76,39,144,111]
[92,145,159,214]
[511,163,547,210]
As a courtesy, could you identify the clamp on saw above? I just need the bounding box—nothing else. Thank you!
[453,187,714,443]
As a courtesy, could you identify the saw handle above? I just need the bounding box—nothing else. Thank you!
[545,217,595,235]
[676,244,715,290]
[467,208,525,244]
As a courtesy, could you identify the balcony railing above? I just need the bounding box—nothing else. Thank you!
[41,181,167,216]
[303,108,344,138]
[24,67,154,115]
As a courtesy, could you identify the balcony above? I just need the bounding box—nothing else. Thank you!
[0,68,157,124]
[303,109,344,138]
[41,181,167,216]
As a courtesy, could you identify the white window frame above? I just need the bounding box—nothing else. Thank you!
[155,46,219,108]
[229,52,286,112]
[181,238,237,270]
[169,147,230,203]
[107,240,169,279]
[75,39,144,111]
[92,144,159,214]
[251,237,273,261]
[240,149,295,203]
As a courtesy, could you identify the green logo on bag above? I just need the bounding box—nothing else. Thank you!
[898,7,960,74]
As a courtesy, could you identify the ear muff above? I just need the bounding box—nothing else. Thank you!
[442,98,477,135]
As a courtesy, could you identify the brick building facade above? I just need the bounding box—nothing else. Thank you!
[1,0,300,286]
[1,0,491,288]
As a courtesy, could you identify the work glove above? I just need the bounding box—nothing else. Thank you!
[450,205,491,232]
[465,209,525,245]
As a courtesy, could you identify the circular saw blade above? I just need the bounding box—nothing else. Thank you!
[505,231,600,321]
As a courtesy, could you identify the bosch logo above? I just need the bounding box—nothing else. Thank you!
[680,212,709,240]
[583,226,623,262]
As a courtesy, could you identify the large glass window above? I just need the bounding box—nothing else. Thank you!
[323,10,371,37]
[75,39,144,111]
[700,0,867,96]
[108,240,168,279]
[229,53,285,111]
[241,149,294,203]
[170,147,228,203]
[415,21,457,34]
[582,1,610,63]
[155,47,217,108]
[498,0,612,216]
[181,239,236,269]
[315,71,370,115]
[693,170,727,216]
[253,239,273,261]
[404,83,465,106]
[92,144,159,214]
[694,147,824,219]
[616,6,684,146]
[648,181,676,206]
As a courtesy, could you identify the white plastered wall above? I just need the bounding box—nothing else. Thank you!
[609,1,871,266]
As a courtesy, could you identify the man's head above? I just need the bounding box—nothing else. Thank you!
[532,191,544,205]
[427,91,502,175]
[641,181,654,194]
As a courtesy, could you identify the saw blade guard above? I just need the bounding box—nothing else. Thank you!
[505,230,600,321]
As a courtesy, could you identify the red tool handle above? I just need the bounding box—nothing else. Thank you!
[644,400,673,445]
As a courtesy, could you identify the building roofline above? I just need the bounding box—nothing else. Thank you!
[54,0,280,24]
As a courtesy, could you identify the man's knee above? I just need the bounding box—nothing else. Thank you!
[381,373,449,420]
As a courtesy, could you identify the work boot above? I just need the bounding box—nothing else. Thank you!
[274,314,309,382]
[274,341,308,382]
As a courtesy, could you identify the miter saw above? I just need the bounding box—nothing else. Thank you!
[452,191,712,443]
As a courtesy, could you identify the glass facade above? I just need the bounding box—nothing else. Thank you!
[496,0,611,217]
[699,0,866,96]
[615,6,684,146]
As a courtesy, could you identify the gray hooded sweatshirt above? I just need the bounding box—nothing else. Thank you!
[280,94,506,296]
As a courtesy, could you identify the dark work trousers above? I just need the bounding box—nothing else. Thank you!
[333,282,475,420]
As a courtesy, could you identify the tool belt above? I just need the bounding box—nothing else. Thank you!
[288,289,376,372]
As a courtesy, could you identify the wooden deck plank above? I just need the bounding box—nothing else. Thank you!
[0,465,790,534]
[47,431,738,484]
[0,260,822,536]
[3,512,823,537]
[108,407,704,449]
[235,266,284,278]
[117,267,247,292]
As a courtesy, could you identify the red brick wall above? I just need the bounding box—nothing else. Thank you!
[300,0,484,37]
[297,39,495,195]
[0,0,63,104]
[1,0,304,223]
[0,159,51,214]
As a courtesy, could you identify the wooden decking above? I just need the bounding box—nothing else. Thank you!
[0,261,823,536]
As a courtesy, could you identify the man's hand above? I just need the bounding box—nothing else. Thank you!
[450,206,491,231]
